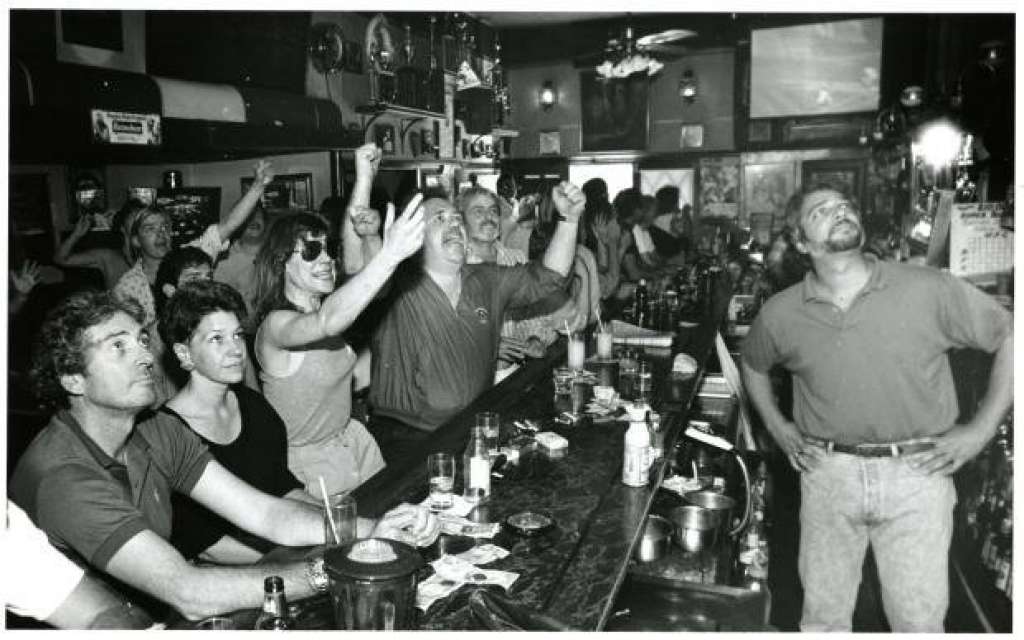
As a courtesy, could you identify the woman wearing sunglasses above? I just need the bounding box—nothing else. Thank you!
[251,154,425,496]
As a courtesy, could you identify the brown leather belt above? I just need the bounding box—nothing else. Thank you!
[823,440,936,458]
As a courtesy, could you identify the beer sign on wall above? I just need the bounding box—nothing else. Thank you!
[91,109,162,145]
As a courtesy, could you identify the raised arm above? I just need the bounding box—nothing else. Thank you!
[261,194,425,351]
[342,144,384,275]
[217,160,274,240]
[541,181,585,277]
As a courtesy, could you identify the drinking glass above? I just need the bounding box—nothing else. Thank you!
[427,452,456,511]
[596,327,614,360]
[196,617,235,630]
[619,351,639,400]
[553,367,574,396]
[567,331,586,371]
[323,492,357,548]
[637,360,654,403]
[476,411,500,456]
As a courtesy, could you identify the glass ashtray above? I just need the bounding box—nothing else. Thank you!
[505,511,555,537]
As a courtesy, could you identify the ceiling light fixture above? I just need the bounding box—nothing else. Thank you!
[595,25,664,80]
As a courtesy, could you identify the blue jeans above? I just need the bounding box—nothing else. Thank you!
[798,451,956,632]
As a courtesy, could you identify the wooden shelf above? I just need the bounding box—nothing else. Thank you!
[355,103,445,120]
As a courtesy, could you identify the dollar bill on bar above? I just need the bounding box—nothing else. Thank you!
[455,543,510,565]
[432,555,519,591]
[416,573,464,611]
[438,514,501,538]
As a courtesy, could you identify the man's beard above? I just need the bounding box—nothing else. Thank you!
[825,220,864,252]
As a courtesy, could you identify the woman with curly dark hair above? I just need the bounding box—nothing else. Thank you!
[250,159,425,496]
[158,280,310,563]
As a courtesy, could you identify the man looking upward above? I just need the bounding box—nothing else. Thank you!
[741,187,1012,632]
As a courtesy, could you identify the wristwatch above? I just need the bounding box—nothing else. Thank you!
[305,555,329,593]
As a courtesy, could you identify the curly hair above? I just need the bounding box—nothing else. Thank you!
[29,290,146,410]
[251,212,330,329]
[158,280,247,357]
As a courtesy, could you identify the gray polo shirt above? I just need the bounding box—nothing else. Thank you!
[742,255,1011,444]
[9,410,212,570]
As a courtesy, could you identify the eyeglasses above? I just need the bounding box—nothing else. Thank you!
[293,239,331,262]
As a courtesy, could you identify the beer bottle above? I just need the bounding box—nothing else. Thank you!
[255,576,293,630]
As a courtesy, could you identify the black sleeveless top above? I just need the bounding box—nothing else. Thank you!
[164,385,302,559]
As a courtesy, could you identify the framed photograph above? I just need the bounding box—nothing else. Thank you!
[539,130,561,156]
[579,71,649,152]
[242,173,314,212]
[155,187,221,246]
[801,158,865,206]
[743,162,796,229]
[680,124,704,149]
[698,156,741,219]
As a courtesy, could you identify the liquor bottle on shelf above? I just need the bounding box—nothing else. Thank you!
[395,23,420,109]
[424,15,443,113]
[255,576,293,630]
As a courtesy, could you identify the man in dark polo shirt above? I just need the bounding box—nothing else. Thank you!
[9,291,438,621]
[368,182,584,462]
[741,187,1012,631]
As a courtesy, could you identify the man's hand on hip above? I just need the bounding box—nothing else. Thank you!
[769,420,825,473]
[905,423,993,475]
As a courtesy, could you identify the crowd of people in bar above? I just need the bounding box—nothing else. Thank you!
[4,140,1012,630]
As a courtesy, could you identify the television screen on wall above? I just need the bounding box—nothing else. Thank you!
[750,18,883,119]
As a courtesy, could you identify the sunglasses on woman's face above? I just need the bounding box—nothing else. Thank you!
[293,238,331,262]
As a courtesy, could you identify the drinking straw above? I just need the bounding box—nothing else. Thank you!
[564,320,572,336]
[692,460,699,480]
[595,306,605,334]
[319,476,341,545]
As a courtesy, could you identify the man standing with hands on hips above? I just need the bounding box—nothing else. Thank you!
[741,186,1012,632]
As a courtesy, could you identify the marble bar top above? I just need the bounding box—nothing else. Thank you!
[349,274,733,630]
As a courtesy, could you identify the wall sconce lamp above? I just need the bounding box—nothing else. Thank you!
[539,80,557,111]
[679,69,698,103]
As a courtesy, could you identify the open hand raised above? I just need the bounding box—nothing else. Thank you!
[381,194,425,263]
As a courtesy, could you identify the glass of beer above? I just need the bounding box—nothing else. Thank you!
[426,452,456,511]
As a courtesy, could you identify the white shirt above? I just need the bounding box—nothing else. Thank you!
[3,501,84,621]
[632,225,657,254]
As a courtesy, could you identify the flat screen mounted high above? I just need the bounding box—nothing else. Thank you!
[750,18,883,119]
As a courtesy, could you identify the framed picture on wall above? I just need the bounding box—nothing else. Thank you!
[743,162,796,230]
[801,158,865,206]
[155,187,221,246]
[680,124,704,149]
[698,156,740,219]
[579,71,649,152]
[539,130,561,155]
[242,173,314,212]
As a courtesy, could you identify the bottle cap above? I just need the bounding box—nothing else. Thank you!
[264,576,284,592]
